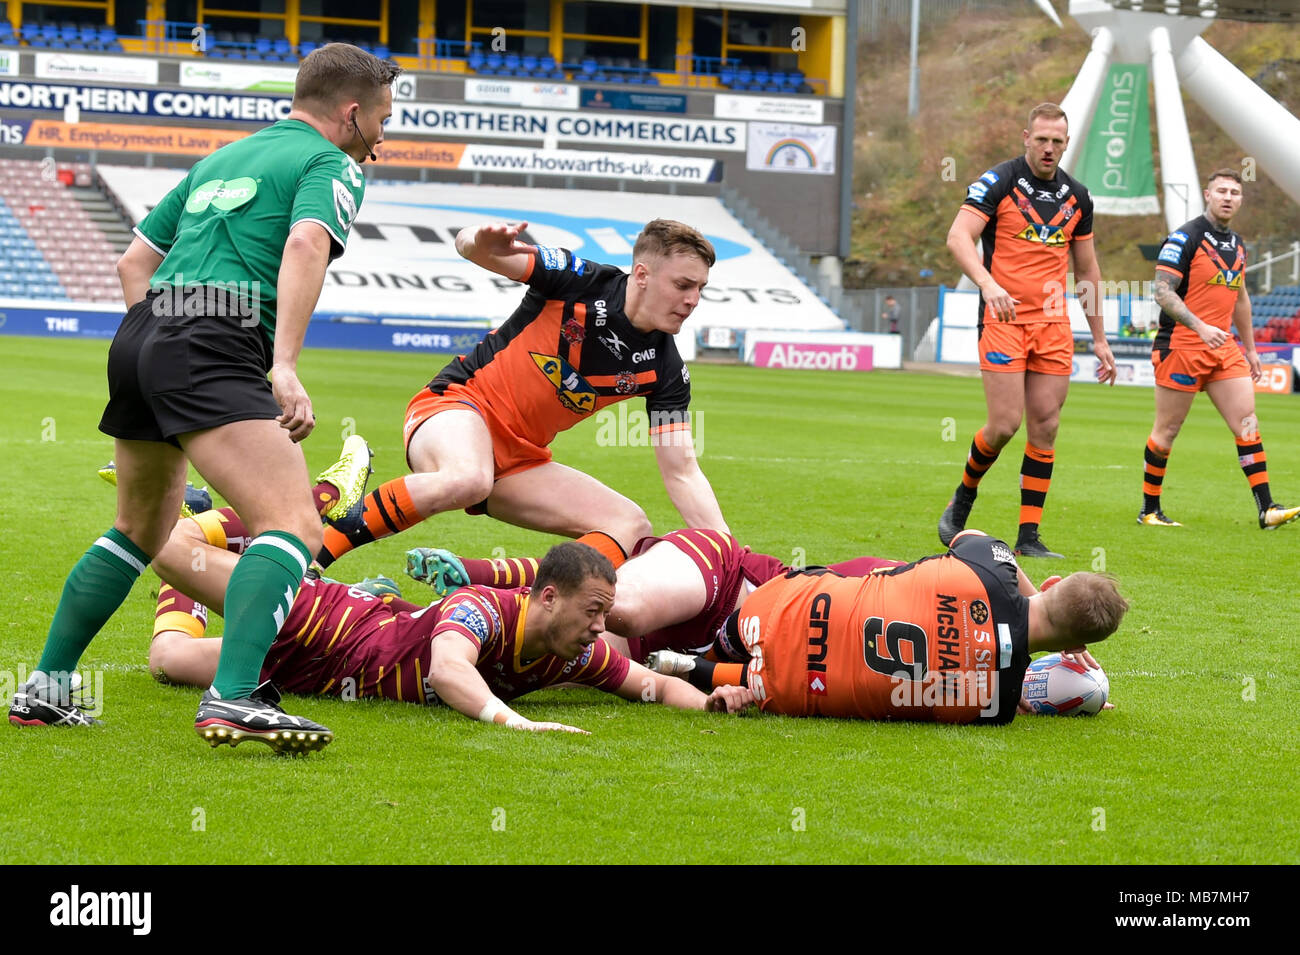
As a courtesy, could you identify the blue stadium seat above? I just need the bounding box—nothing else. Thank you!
[719,66,736,87]
[467,50,485,72]
[20,22,41,41]
[540,54,557,74]
[0,22,15,44]
[299,40,317,57]
[484,52,504,74]
[59,21,78,42]
[373,44,389,59]
[254,36,271,56]
[504,52,520,73]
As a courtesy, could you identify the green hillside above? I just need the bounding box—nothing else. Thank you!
[846,4,1300,289]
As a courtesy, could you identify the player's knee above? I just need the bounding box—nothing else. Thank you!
[607,507,652,553]
[148,633,181,683]
[985,419,1020,447]
[150,518,202,579]
[407,463,493,510]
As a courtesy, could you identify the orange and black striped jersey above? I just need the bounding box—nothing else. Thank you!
[1153,216,1246,352]
[737,533,1031,725]
[962,156,1094,325]
[426,246,691,448]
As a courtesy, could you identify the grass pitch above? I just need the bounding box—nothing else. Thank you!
[2,335,1298,864]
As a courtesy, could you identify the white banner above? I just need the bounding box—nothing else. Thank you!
[178,61,296,93]
[464,78,578,110]
[0,51,18,77]
[746,122,836,175]
[388,101,746,152]
[35,53,159,86]
[714,94,823,123]
[457,143,717,184]
[100,169,840,333]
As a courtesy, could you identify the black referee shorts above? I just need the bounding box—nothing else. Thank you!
[99,290,281,448]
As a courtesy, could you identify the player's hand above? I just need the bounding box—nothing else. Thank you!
[1092,338,1118,386]
[1246,350,1262,382]
[704,685,755,714]
[1196,320,1228,349]
[270,364,314,442]
[476,221,533,256]
[1059,646,1100,670]
[979,280,1019,322]
[517,719,590,735]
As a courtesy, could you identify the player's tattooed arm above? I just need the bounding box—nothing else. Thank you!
[1152,272,1227,347]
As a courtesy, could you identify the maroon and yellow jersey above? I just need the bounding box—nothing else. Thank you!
[1153,216,1246,352]
[422,246,691,450]
[264,581,629,704]
[962,156,1094,325]
[736,533,1030,725]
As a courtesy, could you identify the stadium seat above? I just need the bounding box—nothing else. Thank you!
[254,35,271,56]
[20,22,41,41]
[374,44,389,59]
[467,50,485,72]
[59,21,78,41]
[0,23,16,45]
[540,54,557,74]
[521,54,538,75]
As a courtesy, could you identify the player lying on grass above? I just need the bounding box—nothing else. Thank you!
[644,530,1128,725]
[9,436,372,734]
[405,530,906,664]
[147,512,751,743]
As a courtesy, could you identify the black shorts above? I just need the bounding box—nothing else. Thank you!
[99,290,280,448]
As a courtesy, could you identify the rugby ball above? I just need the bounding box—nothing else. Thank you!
[1021,653,1109,715]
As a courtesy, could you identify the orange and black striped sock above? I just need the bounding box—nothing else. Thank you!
[1142,438,1171,513]
[1236,432,1272,511]
[317,476,425,568]
[961,427,1001,492]
[575,530,627,569]
[1018,442,1055,532]
[459,555,540,588]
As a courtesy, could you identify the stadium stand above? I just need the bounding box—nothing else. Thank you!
[1252,284,1300,342]
[0,160,126,305]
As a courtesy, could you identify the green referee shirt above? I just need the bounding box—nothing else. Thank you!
[134,118,366,342]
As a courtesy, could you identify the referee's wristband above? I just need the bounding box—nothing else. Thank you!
[478,696,527,728]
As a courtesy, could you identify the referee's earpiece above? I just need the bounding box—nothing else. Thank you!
[350,108,377,163]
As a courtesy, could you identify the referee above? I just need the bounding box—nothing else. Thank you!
[10,44,399,751]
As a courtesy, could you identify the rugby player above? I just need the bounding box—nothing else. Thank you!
[651,531,1128,726]
[405,532,906,663]
[146,516,750,743]
[1138,168,1300,530]
[939,103,1117,559]
[10,45,396,749]
[312,219,728,574]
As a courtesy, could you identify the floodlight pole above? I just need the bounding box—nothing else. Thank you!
[907,0,919,117]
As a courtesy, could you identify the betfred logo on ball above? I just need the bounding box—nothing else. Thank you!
[1022,652,1110,715]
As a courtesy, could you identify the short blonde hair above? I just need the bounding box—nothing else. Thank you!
[1044,573,1128,644]
[1028,102,1068,130]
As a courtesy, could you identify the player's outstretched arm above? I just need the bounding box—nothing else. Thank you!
[455,222,534,282]
[428,631,588,733]
[615,661,753,713]
[653,439,729,534]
